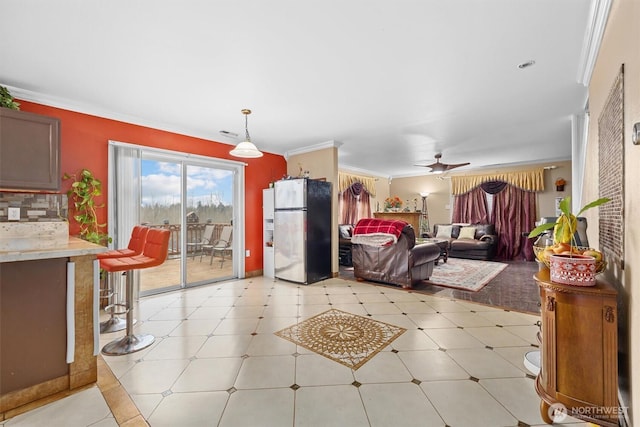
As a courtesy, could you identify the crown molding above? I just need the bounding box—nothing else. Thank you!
[284,140,342,160]
[339,163,390,180]
[576,0,612,86]
[3,85,234,148]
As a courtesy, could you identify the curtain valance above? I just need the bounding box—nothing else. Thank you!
[338,172,377,197]
[450,168,545,195]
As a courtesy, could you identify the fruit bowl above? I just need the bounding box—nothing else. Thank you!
[533,245,606,273]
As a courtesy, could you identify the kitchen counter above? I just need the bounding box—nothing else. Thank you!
[0,236,106,263]
[0,222,107,418]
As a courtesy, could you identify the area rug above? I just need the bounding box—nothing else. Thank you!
[274,309,406,370]
[427,258,508,291]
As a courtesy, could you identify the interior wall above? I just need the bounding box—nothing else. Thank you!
[388,175,452,230]
[535,161,573,217]
[372,176,391,213]
[587,0,639,422]
[16,100,287,276]
[287,147,339,274]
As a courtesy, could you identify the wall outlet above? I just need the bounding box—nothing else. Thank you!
[8,207,20,221]
[245,249,250,257]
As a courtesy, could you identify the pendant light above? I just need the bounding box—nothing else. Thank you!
[229,109,263,158]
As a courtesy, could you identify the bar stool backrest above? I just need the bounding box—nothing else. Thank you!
[128,225,150,254]
[141,228,172,267]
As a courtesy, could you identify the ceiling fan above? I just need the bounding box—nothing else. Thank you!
[416,153,470,173]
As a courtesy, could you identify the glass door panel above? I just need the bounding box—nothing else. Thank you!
[139,157,182,294]
[185,164,235,286]
[109,142,241,297]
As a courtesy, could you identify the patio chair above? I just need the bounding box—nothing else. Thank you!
[187,224,215,259]
[202,225,233,267]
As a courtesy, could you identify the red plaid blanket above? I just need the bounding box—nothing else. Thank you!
[353,218,407,239]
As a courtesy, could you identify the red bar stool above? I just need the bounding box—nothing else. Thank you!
[100,228,171,355]
[97,226,149,333]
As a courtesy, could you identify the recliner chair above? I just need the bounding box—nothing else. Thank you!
[351,220,440,289]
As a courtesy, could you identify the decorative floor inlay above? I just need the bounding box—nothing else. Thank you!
[274,309,406,370]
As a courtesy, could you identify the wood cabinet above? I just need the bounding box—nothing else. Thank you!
[0,108,61,191]
[0,244,102,417]
[534,269,619,426]
[373,212,420,233]
[0,259,68,395]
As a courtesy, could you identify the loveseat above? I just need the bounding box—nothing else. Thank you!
[428,223,498,260]
[351,218,441,288]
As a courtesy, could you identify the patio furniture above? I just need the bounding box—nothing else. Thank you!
[202,225,232,267]
[186,224,215,259]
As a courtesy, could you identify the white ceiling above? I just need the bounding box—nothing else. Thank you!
[0,0,600,178]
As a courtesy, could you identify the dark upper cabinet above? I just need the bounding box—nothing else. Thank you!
[0,108,61,192]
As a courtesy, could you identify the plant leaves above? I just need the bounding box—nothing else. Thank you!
[577,197,611,216]
[558,197,572,217]
[528,222,556,238]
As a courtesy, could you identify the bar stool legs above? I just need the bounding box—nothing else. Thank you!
[99,272,127,333]
[101,270,154,355]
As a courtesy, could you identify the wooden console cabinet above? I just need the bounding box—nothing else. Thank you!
[373,212,420,233]
[534,270,619,426]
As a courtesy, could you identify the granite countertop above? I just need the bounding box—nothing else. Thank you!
[0,236,107,263]
[0,222,107,262]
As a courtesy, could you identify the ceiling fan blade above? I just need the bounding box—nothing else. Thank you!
[413,162,446,172]
[444,162,470,171]
[414,154,469,173]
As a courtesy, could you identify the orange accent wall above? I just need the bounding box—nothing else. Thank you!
[17,100,286,275]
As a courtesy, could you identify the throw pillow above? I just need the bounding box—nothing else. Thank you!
[458,226,477,239]
[435,225,453,239]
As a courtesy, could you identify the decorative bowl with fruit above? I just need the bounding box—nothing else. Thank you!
[528,196,610,276]
[533,244,606,273]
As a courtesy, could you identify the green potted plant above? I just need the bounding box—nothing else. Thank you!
[528,196,610,245]
[529,196,610,284]
[63,168,112,246]
[0,85,20,110]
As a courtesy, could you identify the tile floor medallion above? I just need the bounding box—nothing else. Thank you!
[274,308,406,369]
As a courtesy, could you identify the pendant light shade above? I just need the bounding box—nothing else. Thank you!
[230,109,263,158]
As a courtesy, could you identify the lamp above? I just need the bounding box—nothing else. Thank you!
[229,109,263,158]
[419,192,430,236]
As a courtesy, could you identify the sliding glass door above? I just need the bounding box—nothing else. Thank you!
[108,142,245,296]
[184,164,235,286]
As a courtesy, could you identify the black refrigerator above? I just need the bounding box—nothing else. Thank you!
[274,178,332,284]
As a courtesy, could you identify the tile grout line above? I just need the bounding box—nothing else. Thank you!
[96,355,149,426]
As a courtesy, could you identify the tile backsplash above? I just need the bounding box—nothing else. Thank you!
[0,192,68,222]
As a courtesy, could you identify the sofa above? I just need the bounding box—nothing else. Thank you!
[351,218,441,288]
[338,224,354,266]
[428,223,498,260]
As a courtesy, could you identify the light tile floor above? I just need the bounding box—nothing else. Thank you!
[2,276,591,427]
